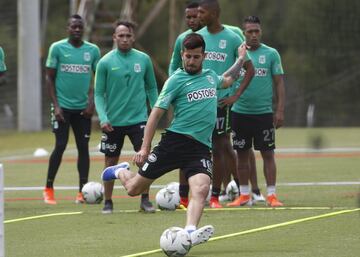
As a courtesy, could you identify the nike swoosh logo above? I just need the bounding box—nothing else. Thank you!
[186,82,193,86]
[268,142,275,147]
[111,67,121,71]
[64,54,71,57]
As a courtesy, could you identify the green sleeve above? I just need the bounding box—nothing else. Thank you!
[92,46,101,72]
[94,60,109,125]
[168,36,183,76]
[0,47,6,72]
[155,77,179,110]
[144,56,159,108]
[271,49,284,75]
[46,43,59,69]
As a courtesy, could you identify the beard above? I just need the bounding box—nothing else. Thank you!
[184,65,201,75]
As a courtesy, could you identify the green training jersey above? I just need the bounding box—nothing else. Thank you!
[0,47,6,72]
[95,48,158,126]
[46,39,100,109]
[232,43,284,114]
[224,24,245,41]
[197,26,246,100]
[155,69,222,148]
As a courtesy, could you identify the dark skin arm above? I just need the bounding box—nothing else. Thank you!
[46,68,64,122]
[219,59,255,107]
[81,81,95,119]
[273,74,285,128]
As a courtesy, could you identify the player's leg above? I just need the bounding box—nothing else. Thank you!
[254,114,283,207]
[227,112,253,206]
[179,170,190,207]
[99,127,125,213]
[71,112,91,203]
[248,149,265,203]
[44,109,71,204]
[127,122,155,212]
[210,134,225,208]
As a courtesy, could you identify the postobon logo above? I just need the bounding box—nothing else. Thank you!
[187,88,217,102]
[204,51,227,62]
[60,64,90,73]
[254,68,268,77]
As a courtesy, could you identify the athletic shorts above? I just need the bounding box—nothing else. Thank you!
[213,105,232,136]
[231,112,275,151]
[51,108,91,145]
[138,131,213,180]
[100,122,146,157]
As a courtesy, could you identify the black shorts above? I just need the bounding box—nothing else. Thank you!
[100,122,146,157]
[51,108,91,145]
[231,112,275,151]
[213,106,232,136]
[138,131,213,180]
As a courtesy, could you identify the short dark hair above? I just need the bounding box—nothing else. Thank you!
[114,20,137,33]
[68,14,83,25]
[244,15,261,24]
[199,0,220,16]
[186,1,199,9]
[183,33,206,52]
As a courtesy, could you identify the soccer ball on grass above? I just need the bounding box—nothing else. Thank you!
[156,187,180,210]
[81,181,104,204]
[160,227,191,257]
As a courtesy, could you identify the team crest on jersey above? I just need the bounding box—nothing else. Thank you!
[259,55,266,64]
[219,40,227,49]
[206,75,215,85]
[148,153,157,163]
[134,63,141,72]
[83,52,91,61]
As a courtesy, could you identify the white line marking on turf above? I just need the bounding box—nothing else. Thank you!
[4,181,360,191]
[119,208,360,257]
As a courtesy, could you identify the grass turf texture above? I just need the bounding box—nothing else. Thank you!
[2,127,360,257]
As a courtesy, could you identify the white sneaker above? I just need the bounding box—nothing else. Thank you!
[252,193,266,203]
[190,225,214,246]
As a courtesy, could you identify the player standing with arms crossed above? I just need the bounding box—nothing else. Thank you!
[43,14,101,204]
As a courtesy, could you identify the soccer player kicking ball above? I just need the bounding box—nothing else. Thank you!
[101,33,250,247]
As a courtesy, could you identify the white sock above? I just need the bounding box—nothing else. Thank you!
[239,185,250,195]
[185,225,196,233]
[267,186,276,196]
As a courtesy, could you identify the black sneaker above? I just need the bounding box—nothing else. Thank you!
[102,200,113,214]
[140,198,156,213]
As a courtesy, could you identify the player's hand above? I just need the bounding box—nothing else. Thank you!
[133,148,150,168]
[273,110,284,129]
[219,95,238,107]
[54,106,65,122]
[101,123,114,133]
[238,43,248,60]
[81,105,94,119]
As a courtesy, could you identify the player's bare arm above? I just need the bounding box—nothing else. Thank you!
[82,85,95,118]
[273,74,285,128]
[133,107,166,167]
[221,44,247,88]
[46,68,64,122]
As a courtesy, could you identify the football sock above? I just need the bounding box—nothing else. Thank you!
[211,187,221,198]
[141,193,149,200]
[267,186,276,196]
[185,225,196,233]
[179,184,190,198]
[234,178,240,188]
[239,185,250,195]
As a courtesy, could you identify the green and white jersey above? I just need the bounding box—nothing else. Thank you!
[197,26,247,100]
[95,48,158,126]
[46,39,100,109]
[232,43,284,114]
[0,47,6,72]
[168,29,192,76]
[224,24,245,41]
[155,69,222,148]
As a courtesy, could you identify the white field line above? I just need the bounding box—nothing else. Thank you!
[4,181,360,191]
[1,146,360,162]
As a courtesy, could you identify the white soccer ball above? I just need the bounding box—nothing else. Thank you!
[160,227,191,257]
[81,181,104,204]
[225,180,239,201]
[166,182,180,192]
[156,187,180,210]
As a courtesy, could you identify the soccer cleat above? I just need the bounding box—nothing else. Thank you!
[209,196,223,208]
[252,192,266,203]
[101,162,130,181]
[180,197,189,208]
[140,198,156,213]
[43,187,57,205]
[190,225,215,246]
[75,192,85,204]
[227,194,252,207]
[102,200,113,214]
[267,194,283,207]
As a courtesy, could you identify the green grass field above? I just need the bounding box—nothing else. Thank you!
[1,127,360,257]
